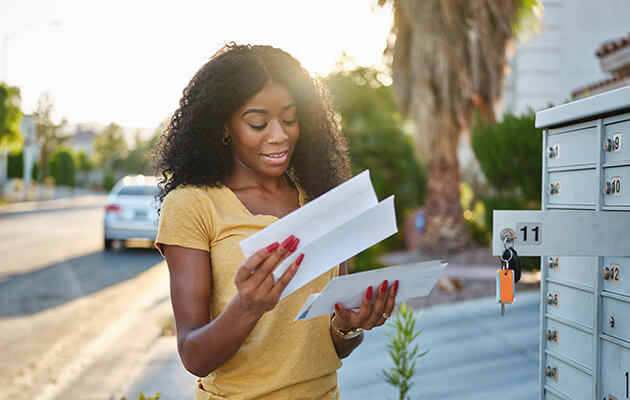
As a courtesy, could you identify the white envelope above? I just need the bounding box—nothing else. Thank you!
[295,260,447,321]
[238,170,398,299]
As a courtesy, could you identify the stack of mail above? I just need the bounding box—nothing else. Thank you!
[239,170,397,299]
[295,260,447,321]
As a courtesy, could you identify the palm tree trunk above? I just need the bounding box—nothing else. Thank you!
[421,142,470,253]
[420,111,470,253]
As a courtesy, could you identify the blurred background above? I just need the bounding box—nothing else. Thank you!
[1,0,629,399]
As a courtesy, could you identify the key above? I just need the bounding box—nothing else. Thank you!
[502,247,521,284]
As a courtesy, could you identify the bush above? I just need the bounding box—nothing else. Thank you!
[471,111,542,201]
[48,146,76,186]
[7,151,23,178]
[103,172,115,191]
[326,67,427,226]
[74,150,94,172]
[32,161,39,181]
[325,65,426,271]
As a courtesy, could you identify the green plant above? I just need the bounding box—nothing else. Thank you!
[471,111,542,202]
[120,392,160,400]
[48,145,76,186]
[381,303,427,400]
[7,150,23,178]
[103,172,115,191]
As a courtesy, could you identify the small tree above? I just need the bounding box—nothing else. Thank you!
[33,93,67,182]
[94,122,127,171]
[381,303,428,400]
[48,145,76,187]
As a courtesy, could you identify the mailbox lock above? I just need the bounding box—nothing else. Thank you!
[545,329,558,343]
[546,146,557,158]
[545,365,558,381]
[609,316,615,328]
[603,182,613,195]
[546,292,558,306]
[602,266,612,280]
[604,138,614,152]
[547,257,559,269]
[547,183,560,195]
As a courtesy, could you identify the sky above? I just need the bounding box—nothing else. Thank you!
[1,0,393,134]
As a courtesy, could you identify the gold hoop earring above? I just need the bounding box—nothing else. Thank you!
[222,136,231,146]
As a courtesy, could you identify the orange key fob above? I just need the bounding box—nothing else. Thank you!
[496,269,515,304]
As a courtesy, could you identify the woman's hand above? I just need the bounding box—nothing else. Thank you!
[333,279,399,332]
[233,235,303,318]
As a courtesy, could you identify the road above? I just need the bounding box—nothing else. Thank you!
[0,197,170,400]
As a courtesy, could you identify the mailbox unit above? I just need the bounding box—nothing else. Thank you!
[493,85,630,400]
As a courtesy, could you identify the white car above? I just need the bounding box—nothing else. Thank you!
[103,175,160,250]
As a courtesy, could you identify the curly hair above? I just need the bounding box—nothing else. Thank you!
[152,43,351,213]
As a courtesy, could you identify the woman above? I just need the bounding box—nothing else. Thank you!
[153,43,398,399]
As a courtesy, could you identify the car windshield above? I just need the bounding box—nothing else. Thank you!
[117,185,159,196]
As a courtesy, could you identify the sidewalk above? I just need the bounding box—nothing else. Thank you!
[121,291,540,399]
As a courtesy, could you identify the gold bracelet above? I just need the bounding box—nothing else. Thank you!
[330,313,363,340]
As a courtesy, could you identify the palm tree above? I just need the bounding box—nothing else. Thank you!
[380,0,540,252]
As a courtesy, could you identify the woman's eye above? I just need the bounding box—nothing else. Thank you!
[283,118,297,124]
[249,123,267,130]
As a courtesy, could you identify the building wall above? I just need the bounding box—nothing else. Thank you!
[501,0,630,116]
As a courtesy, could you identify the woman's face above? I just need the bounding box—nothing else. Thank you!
[225,81,300,179]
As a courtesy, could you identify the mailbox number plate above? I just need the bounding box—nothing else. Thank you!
[612,177,622,196]
[613,133,622,152]
[611,264,621,283]
[515,223,542,245]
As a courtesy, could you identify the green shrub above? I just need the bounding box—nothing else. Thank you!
[326,67,427,227]
[48,146,76,186]
[325,65,427,259]
[471,111,542,202]
[7,151,23,178]
[103,172,115,191]
[74,150,94,172]
[32,161,39,181]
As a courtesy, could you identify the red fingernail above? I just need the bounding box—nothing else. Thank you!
[266,242,279,252]
[289,238,300,252]
[296,253,304,266]
[282,235,295,249]
[394,280,399,291]
[381,280,388,293]
[366,286,373,300]
[335,303,341,312]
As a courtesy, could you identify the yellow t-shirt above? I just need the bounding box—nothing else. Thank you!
[155,178,342,400]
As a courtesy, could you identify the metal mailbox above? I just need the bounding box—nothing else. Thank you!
[493,85,630,400]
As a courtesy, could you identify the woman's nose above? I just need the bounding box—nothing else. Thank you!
[266,119,288,143]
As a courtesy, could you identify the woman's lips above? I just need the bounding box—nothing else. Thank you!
[260,151,288,165]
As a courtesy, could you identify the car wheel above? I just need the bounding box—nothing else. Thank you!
[104,238,113,250]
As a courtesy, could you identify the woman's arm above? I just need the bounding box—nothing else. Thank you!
[330,261,398,358]
[164,237,301,377]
